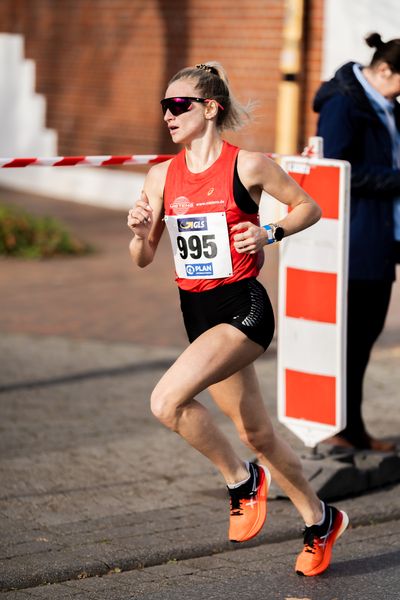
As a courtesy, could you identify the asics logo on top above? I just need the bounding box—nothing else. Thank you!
[245,499,258,509]
[178,217,208,232]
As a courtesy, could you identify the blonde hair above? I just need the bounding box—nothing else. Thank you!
[168,62,252,131]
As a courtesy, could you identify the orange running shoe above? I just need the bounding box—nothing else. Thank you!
[295,504,349,576]
[228,462,271,543]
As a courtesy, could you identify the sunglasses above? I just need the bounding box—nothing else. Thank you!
[160,96,224,116]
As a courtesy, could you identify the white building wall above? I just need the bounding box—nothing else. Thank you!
[0,34,57,157]
[322,0,400,79]
[0,33,144,210]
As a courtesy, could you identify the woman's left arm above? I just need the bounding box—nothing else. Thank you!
[232,151,321,254]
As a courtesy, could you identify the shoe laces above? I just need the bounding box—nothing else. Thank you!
[302,504,334,554]
[228,467,258,517]
[302,526,317,554]
[229,490,244,516]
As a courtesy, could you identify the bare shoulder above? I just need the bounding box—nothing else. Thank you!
[237,149,280,187]
[146,158,173,187]
[144,158,173,202]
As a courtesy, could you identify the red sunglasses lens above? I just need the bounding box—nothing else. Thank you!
[161,98,192,116]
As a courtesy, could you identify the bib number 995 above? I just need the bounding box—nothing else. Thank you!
[177,234,218,260]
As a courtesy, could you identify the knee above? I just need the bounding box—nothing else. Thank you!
[150,386,181,431]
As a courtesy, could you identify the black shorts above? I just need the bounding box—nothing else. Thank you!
[178,278,275,351]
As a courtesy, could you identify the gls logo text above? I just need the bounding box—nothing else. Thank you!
[177,217,208,232]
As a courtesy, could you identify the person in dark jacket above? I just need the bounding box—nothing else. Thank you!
[313,32,400,451]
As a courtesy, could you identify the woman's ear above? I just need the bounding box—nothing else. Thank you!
[377,61,393,79]
[204,101,219,120]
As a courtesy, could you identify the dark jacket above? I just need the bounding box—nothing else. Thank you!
[313,61,400,281]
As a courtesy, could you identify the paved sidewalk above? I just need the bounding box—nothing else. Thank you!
[1,188,400,596]
[2,520,400,599]
[1,333,400,594]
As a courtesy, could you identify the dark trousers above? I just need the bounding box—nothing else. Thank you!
[395,241,400,264]
[340,280,392,447]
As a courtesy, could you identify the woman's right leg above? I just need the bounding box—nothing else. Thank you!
[150,323,271,543]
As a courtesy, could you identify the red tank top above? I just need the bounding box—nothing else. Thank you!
[163,141,260,292]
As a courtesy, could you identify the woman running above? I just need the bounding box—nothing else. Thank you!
[127,62,348,576]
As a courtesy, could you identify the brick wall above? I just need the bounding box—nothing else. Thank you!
[0,0,324,157]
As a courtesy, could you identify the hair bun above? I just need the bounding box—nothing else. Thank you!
[365,32,384,49]
[195,63,219,76]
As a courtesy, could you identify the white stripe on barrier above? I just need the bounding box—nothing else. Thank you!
[280,318,337,376]
[281,220,339,274]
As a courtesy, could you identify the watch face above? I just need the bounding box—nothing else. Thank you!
[274,226,284,242]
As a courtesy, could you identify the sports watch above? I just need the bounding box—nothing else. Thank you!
[263,223,285,244]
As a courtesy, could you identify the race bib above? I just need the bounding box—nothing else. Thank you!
[164,212,233,279]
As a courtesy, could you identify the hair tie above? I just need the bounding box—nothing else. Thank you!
[195,63,219,76]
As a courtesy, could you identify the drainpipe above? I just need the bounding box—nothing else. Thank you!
[275,0,305,155]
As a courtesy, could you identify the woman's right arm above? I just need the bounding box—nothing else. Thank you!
[127,161,170,267]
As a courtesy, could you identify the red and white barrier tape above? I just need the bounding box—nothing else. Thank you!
[0,155,174,168]
[0,153,284,168]
[0,150,322,169]
[0,138,323,168]
[301,137,324,159]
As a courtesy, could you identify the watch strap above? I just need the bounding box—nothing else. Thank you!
[262,224,275,244]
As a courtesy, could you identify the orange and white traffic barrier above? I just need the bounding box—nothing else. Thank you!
[277,154,350,448]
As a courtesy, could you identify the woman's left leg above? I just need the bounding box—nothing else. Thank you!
[209,362,349,576]
[208,363,323,526]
